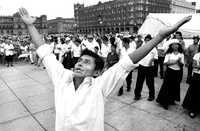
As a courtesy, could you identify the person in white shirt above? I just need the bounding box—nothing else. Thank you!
[61,37,73,69]
[118,37,136,96]
[129,35,137,51]
[156,39,185,110]
[82,35,100,52]
[134,35,158,101]
[100,36,111,61]
[29,42,36,64]
[4,40,15,67]
[19,7,191,131]
[182,45,200,118]
[54,37,62,60]
[71,38,82,68]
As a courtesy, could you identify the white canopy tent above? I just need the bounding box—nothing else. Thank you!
[138,13,200,38]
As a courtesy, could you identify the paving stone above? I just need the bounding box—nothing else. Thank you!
[6,79,39,89]
[104,123,118,131]
[0,79,8,92]
[0,90,17,105]
[105,105,188,131]
[12,85,51,99]
[0,100,29,123]
[21,91,54,113]
[0,116,44,131]
[33,109,56,131]
[105,98,127,115]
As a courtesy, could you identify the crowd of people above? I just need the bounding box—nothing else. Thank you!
[0,23,200,119]
[0,8,199,130]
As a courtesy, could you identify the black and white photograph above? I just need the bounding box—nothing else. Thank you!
[0,0,200,131]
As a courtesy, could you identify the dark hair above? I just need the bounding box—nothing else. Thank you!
[174,31,183,40]
[81,49,104,71]
[175,31,182,36]
[110,37,115,45]
[74,37,82,44]
[129,36,135,40]
[144,34,152,40]
[122,37,130,44]
[166,43,183,54]
[102,36,108,42]
[60,38,65,44]
[193,35,200,41]
[111,44,117,48]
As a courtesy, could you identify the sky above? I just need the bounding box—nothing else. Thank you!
[0,0,109,20]
[0,0,199,20]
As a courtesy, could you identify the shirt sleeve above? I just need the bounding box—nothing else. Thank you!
[95,54,137,97]
[180,53,184,64]
[153,48,158,59]
[36,44,70,86]
[164,54,169,63]
[193,53,198,61]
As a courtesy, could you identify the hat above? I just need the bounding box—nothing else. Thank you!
[65,37,71,41]
[193,35,199,40]
[167,39,179,45]
[163,39,180,51]
[87,34,93,39]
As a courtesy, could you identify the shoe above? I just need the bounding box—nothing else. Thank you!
[189,112,196,118]
[147,97,155,101]
[161,104,168,110]
[117,91,123,96]
[127,88,131,92]
[134,96,141,100]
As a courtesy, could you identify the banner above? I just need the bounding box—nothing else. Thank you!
[138,13,200,38]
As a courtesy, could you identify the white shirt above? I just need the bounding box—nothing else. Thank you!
[164,52,184,70]
[54,43,62,54]
[71,43,81,57]
[61,43,71,56]
[4,44,14,56]
[138,46,158,67]
[0,43,6,53]
[37,44,136,131]
[193,52,200,74]
[82,40,99,52]
[100,43,111,58]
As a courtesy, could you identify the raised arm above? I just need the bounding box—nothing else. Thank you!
[19,8,44,48]
[129,16,192,64]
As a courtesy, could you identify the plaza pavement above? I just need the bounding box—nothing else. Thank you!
[0,63,200,131]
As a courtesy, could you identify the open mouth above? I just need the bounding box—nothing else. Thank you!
[74,67,82,73]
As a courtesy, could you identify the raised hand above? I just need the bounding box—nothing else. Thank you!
[159,15,192,37]
[19,7,36,25]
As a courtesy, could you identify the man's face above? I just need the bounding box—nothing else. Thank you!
[73,55,96,77]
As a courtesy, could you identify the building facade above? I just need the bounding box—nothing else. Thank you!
[171,0,196,13]
[0,13,48,35]
[47,17,75,34]
[74,0,171,34]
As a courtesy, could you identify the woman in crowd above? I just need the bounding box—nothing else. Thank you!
[156,39,184,109]
[182,45,200,118]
